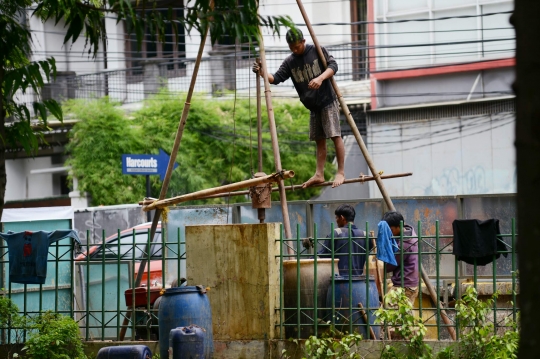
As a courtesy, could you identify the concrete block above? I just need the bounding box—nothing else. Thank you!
[186,223,281,340]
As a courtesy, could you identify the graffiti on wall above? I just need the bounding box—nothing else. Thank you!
[426,166,488,196]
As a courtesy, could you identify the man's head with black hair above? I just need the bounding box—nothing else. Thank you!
[335,204,356,225]
[286,28,304,44]
[285,28,306,55]
[382,211,405,236]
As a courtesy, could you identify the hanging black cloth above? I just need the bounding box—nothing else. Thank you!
[452,219,508,266]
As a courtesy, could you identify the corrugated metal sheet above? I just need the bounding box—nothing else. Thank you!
[368,98,515,124]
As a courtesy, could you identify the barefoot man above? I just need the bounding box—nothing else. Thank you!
[252,28,345,188]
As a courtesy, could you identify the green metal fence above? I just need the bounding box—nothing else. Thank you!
[0,214,519,343]
[0,226,186,343]
[277,219,519,340]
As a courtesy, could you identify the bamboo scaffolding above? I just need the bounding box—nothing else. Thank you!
[119,3,213,342]
[142,170,295,211]
[256,22,294,253]
[294,0,456,341]
[139,172,412,205]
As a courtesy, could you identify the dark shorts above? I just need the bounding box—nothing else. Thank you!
[309,100,341,141]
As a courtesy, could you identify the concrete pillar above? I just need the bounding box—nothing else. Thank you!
[143,61,167,98]
[42,71,77,102]
[69,175,90,208]
[186,223,280,340]
[208,47,236,95]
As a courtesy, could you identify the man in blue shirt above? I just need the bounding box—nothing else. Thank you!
[317,204,366,276]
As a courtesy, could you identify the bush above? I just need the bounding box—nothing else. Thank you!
[16,311,87,359]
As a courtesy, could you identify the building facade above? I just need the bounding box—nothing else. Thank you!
[365,0,515,198]
[6,0,515,205]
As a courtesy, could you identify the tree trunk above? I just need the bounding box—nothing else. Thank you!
[514,0,540,357]
[0,65,6,221]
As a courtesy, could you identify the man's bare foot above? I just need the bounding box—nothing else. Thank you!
[332,173,345,188]
[302,174,325,188]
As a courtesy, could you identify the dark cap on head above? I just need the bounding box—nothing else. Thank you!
[286,28,304,44]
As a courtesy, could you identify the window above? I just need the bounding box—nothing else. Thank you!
[350,0,368,80]
[125,3,186,78]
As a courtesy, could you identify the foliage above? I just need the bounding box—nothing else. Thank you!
[0,293,19,328]
[19,311,87,359]
[303,330,363,359]
[282,330,363,359]
[0,0,293,219]
[0,1,63,157]
[0,294,29,347]
[375,287,432,359]
[449,287,519,359]
[281,287,519,359]
[375,287,519,359]
[2,296,87,359]
[34,0,294,57]
[64,99,148,205]
[65,94,336,206]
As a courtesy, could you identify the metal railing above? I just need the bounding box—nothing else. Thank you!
[277,220,519,340]
[0,219,518,343]
[14,41,368,111]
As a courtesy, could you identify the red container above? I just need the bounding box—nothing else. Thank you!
[125,287,162,307]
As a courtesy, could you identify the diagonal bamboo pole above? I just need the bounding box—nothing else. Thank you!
[257,26,294,254]
[143,170,295,210]
[119,10,212,342]
[139,172,413,205]
[294,0,456,341]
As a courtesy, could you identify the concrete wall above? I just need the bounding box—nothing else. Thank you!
[186,223,281,340]
[367,112,516,197]
[373,0,514,71]
[5,157,61,201]
[73,204,149,245]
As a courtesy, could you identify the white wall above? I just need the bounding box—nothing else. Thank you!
[373,0,514,71]
[367,112,516,197]
[5,157,60,201]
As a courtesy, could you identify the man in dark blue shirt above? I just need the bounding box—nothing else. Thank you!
[317,204,367,276]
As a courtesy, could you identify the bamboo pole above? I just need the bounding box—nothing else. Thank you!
[256,58,263,173]
[358,302,376,340]
[421,269,457,340]
[119,7,212,342]
[294,0,456,341]
[143,170,295,211]
[138,172,412,205]
[294,0,394,211]
[257,24,294,253]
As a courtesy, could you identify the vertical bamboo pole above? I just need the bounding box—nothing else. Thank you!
[294,0,456,340]
[119,12,212,342]
[257,28,294,252]
[256,58,263,173]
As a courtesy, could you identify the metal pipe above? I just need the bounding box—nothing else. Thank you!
[257,22,294,253]
[143,170,295,211]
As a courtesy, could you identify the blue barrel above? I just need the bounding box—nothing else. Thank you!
[158,286,214,359]
[170,325,205,359]
[96,345,152,359]
[325,275,380,339]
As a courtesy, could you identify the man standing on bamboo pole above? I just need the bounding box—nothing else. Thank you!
[252,28,346,189]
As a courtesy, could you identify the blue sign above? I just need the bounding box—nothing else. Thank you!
[122,149,179,180]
